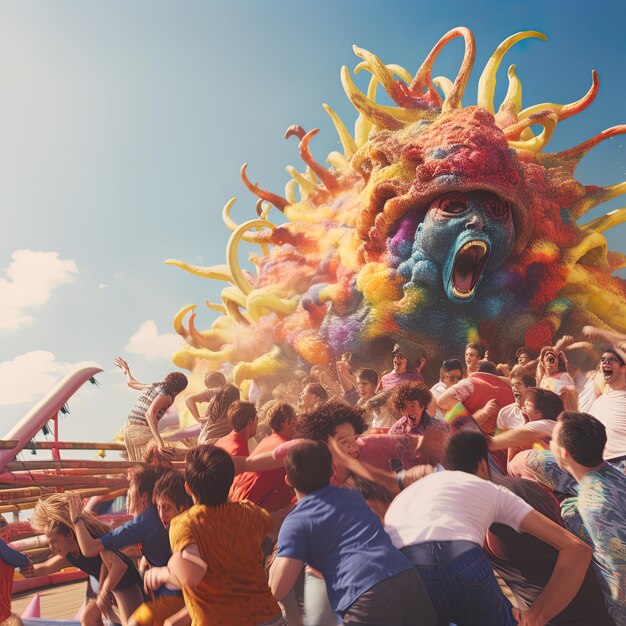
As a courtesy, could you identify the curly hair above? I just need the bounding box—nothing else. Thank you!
[391,382,433,413]
[162,371,188,395]
[294,399,367,441]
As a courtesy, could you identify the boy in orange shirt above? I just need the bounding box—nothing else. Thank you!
[144,445,285,626]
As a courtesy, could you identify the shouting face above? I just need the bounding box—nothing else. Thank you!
[409,191,515,303]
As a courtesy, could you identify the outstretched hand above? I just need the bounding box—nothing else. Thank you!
[114,356,130,375]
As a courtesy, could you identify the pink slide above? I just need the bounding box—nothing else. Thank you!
[0,363,103,470]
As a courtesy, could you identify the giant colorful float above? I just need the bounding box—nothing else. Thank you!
[2,26,626,622]
[168,28,626,395]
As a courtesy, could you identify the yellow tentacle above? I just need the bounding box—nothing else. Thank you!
[477,31,547,114]
[173,304,196,336]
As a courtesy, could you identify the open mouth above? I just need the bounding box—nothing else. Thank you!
[602,367,613,381]
[451,240,489,299]
[513,391,521,401]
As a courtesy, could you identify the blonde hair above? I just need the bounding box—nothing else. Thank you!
[1,614,24,626]
[31,493,109,539]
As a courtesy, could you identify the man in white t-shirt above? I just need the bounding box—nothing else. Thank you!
[588,348,626,470]
[496,369,536,431]
[384,450,591,626]
[429,359,463,419]
[490,388,563,459]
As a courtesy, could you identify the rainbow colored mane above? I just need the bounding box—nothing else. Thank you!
[167,28,626,395]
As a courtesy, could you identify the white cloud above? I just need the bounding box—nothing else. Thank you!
[98,282,108,289]
[0,250,78,330]
[125,320,181,362]
[0,351,76,405]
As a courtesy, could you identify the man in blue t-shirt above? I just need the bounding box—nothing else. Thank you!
[269,440,435,626]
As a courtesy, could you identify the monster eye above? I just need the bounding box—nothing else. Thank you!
[483,196,511,220]
[434,194,469,216]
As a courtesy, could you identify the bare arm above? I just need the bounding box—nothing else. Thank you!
[167,549,206,590]
[436,386,459,412]
[489,427,544,451]
[184,390,212,423]
[25,554,70,577]
[269,556,305,602]
[68,493,105,557]
[145,394,172,450]
[98,550,128,620]
[515,510,591,625]
[582,325,626,362]
[329,436,400,495]
[115,357,149,391]
[336,361,357,393]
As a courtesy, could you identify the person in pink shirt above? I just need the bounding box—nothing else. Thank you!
[388,382,450,466]
[378,343,425,391]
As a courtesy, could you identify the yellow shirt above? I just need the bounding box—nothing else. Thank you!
[169,502,280,626]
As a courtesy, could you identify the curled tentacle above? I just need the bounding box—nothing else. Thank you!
[323,103,357,158]
[285,178,299,205]
[246,289,300,321]
[188,346,234,362]
[226,218,277,295]
[409,27,476,112]
[499,65,522,115]
[188,313,223,350]
[299,129,341,191]
[165,259,235,285]
[173,304,196,337]
[581,207,626,234]
[341,66,407,130]
[286,165,317,194]
[505,110,558,153]
[240,163,289,211]
[326,151,352,172]
[221,286,253,325]
[205,300,226,315]
[477,31,547,114]
[571,182,626,219]
[519,71,599,122]
[551,125,626,164]
[285,125,307,141]
[432,75,453,99]
[353,46,421,109]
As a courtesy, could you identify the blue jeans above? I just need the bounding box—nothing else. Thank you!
[401,542,516,626]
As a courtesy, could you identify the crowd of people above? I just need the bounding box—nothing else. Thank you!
[3,325,626,626]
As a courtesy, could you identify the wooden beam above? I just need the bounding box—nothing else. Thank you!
[6,460,135,471]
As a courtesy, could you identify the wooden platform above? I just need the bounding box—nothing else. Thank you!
[12,580,86,621]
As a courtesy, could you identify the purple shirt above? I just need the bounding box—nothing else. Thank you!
[379,371,424,391]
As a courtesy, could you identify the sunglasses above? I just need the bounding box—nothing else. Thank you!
[445,374,462,381]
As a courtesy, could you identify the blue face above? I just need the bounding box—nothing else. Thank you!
[409,191,515,302]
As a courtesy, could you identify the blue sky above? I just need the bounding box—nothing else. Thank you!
[1,0,625,446]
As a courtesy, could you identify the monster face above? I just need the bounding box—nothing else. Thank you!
[409,190,515,303]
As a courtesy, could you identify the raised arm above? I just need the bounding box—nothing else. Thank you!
[115,357,150,391]
[68,493,105,557]
[515,510,591,625]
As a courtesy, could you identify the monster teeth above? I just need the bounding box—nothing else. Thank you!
[460,240,488,254]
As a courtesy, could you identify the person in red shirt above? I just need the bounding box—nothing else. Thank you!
[215,401,258,457]
[230,402,296,511]
[0,516,30,624]
[437,361,514,434]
